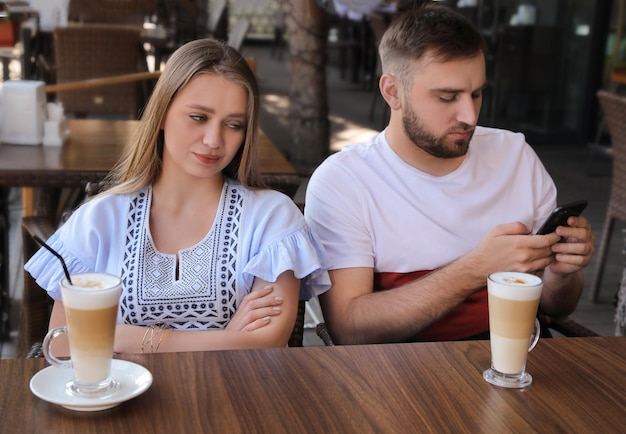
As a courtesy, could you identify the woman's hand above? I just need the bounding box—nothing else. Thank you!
[225,285,284,332]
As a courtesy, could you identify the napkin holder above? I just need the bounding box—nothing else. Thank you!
[1,80,47,145]
[42,102,69,146]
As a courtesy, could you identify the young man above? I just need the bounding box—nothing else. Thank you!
[305,4,595,345]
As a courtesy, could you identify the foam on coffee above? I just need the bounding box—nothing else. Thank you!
[62,273,120,310]
[488,272,542,300]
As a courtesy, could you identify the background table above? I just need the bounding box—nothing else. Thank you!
[1,337,625,433]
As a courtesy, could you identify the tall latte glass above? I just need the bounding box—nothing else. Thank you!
[483,272,542,388]
[42,272,121,397]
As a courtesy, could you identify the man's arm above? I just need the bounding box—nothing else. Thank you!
[322,263,482,345]
[322,223,561,344]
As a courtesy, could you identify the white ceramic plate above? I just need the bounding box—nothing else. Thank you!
[30,359,153,411]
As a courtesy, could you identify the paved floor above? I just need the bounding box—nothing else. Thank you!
[1,42,623,357]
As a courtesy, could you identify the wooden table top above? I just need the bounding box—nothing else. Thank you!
[1,337,625,433]
[0,119,295,188]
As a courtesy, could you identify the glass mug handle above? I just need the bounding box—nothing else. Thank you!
[42,326,72,369]
[528,318,541,352]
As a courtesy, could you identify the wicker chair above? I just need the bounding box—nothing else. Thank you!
[589,90,626,301]
[616,236,626,336]
[16,216,57,358]
[261,174,301,201]
[69,0,157,25]
[52,24,146,119]
[289,300,306,347]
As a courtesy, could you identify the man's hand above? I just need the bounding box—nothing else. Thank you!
[548,215,595,275]
[467,222,561,281]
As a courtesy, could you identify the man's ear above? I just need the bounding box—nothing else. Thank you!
[379,73,402,111]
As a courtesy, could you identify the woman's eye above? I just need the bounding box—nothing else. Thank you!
[226,123,244,131]
[190,114,206,122]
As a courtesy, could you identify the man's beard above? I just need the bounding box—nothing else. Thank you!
[402,102,474,159]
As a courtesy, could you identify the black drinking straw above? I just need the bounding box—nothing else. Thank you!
[33,235,73,285]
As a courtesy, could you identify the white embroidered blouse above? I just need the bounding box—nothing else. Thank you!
[25,181,330,329]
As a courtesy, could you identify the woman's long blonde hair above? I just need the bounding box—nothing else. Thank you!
[104,38,265,195]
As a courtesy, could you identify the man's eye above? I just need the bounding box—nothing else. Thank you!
[439,95,457,103]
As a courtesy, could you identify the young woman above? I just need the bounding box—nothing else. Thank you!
[26,39,329,353]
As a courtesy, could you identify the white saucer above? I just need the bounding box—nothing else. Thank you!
[30,359,153,411]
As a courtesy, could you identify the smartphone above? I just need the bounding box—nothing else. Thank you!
[535,200,588,235]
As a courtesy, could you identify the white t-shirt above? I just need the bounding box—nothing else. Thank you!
[305,126,556,340]
[26,181,330,329]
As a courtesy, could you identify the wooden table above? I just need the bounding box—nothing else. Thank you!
[1,337,625,433]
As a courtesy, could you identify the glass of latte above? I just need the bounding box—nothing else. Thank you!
[42,272,121,397]
[483,271,542,388]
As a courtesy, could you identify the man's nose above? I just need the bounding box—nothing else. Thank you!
[456,96,480,126]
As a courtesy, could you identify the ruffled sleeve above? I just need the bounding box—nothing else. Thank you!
[242,224,331,300]
[24,193,129,300]
[24,230,93,300]
[237,188,331,301]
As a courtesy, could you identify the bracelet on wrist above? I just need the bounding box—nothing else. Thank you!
[140,321,170,353]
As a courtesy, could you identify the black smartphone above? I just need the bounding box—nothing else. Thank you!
[535,200,588,235]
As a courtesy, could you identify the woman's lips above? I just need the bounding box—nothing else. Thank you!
[195,153,220,164]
